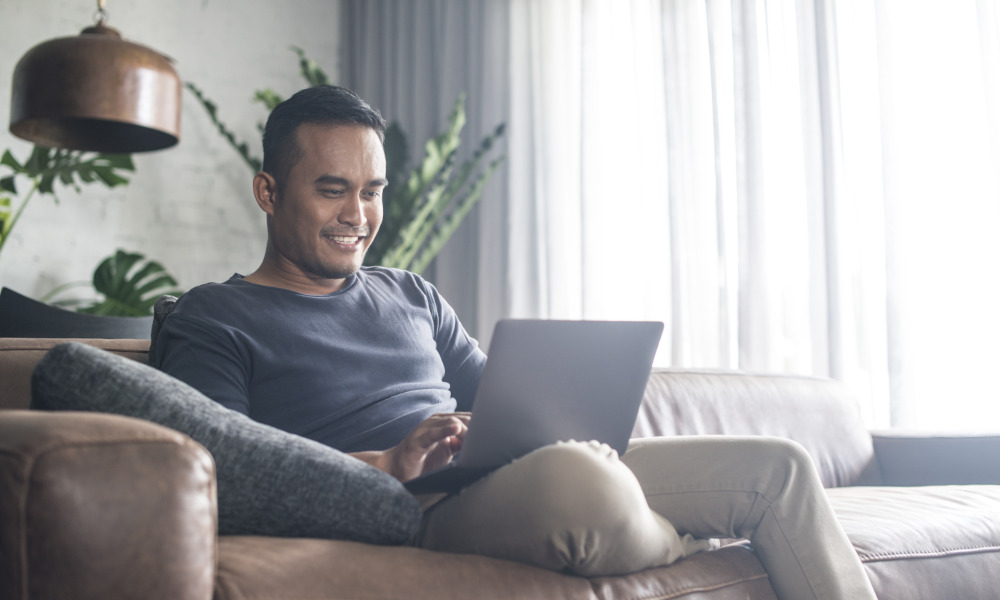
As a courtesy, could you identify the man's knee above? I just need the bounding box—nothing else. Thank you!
[423,441,653,566]
[502,441,679,574]
[512,441,647,525]
[746,437,818,485]
[731,435,810,462]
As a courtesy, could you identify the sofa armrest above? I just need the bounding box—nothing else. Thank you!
[0,410,217,600]
[871,430,1000,486]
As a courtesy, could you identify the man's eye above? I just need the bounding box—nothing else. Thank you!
[321,189,344,196]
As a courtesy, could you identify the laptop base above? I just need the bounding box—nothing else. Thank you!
[404,464,493,495]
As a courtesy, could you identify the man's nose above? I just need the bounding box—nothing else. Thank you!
[338,192,367,226]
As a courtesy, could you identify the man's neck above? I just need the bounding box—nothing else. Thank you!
[243,262,352,296]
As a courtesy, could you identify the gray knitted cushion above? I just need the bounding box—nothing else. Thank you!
[30,342,421,545]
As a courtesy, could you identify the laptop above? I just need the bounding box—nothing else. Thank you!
[404,319,663,495]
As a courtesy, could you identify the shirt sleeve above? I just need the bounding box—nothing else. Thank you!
[421,278,487,412]
[152,311,253,415]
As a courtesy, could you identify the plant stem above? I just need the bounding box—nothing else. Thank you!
[0,180,41,259]
[37,279,92,304]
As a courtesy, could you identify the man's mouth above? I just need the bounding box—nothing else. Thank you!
[326,235,364,245]
[322,230,370,248]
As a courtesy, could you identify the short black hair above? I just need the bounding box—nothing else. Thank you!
[261,85,387,189]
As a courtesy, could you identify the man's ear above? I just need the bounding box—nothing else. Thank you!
[253,172,279,215]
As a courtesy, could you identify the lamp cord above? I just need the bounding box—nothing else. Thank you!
[94,0,108,25]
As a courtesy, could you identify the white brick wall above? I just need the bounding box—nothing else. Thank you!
[0,0,342,301]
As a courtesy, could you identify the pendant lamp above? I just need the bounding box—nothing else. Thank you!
[8,1,181,153]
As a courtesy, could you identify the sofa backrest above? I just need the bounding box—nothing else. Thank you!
[2,339,882,488]
[632,368,882,488]
[0,338,150,411]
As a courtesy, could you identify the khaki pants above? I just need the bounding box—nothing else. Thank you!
[418,436,876,600]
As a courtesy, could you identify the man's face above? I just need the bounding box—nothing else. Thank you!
[268,123,387,286]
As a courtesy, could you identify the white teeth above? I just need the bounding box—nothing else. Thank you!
[329,235,361,244]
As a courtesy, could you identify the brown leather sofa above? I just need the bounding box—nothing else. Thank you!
[2,337,999,599]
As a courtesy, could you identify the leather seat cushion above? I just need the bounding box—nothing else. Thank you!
[827,485,1000,600]
[215,537,777,600]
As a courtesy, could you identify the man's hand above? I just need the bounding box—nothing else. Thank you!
[351,412,471,482]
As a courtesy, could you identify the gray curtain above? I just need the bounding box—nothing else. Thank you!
[341,0,511,342]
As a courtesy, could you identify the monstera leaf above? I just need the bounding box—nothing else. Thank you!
[78,250,183,316]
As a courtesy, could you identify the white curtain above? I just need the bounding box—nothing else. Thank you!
[343,0,1000,431]
[502,0,896,425]
[870,0,1000,429]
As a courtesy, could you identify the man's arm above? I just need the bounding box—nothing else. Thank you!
[419,278,487,411]
[154,312,252,415]
[352,412,470,482]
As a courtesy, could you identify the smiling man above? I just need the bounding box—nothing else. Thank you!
[156,86,481,467]
[154,85,877,600]
[248,121,386,294]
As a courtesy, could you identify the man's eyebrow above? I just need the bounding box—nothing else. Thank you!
[313,175,388,187]
[314,175,349,187]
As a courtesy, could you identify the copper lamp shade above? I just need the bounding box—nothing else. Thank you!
[9,23,181,153]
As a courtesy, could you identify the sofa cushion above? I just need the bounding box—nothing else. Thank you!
[213,537,776,600]
[0,337,149,411]
[30,341,421,545]
[828,485,1000,600]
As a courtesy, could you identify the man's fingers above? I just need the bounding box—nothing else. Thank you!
[410,414,468,450]
[432,412,471,426]
[388,413,473,481]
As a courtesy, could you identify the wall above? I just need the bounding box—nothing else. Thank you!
[0,0,342,301]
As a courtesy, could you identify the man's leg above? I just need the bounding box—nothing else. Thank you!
[417,440,711,576]
[622,436,876,600]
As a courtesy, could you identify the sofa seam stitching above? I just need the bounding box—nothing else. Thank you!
[859,544,1000,561]
[606,572,771,600]
[8,432,188,463]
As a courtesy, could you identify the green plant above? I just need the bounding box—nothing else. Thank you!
[184,47,332,176]
[42,249,183,316]
[0,146,135,258]
[186,46,506,274]
[0,147,182,315]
